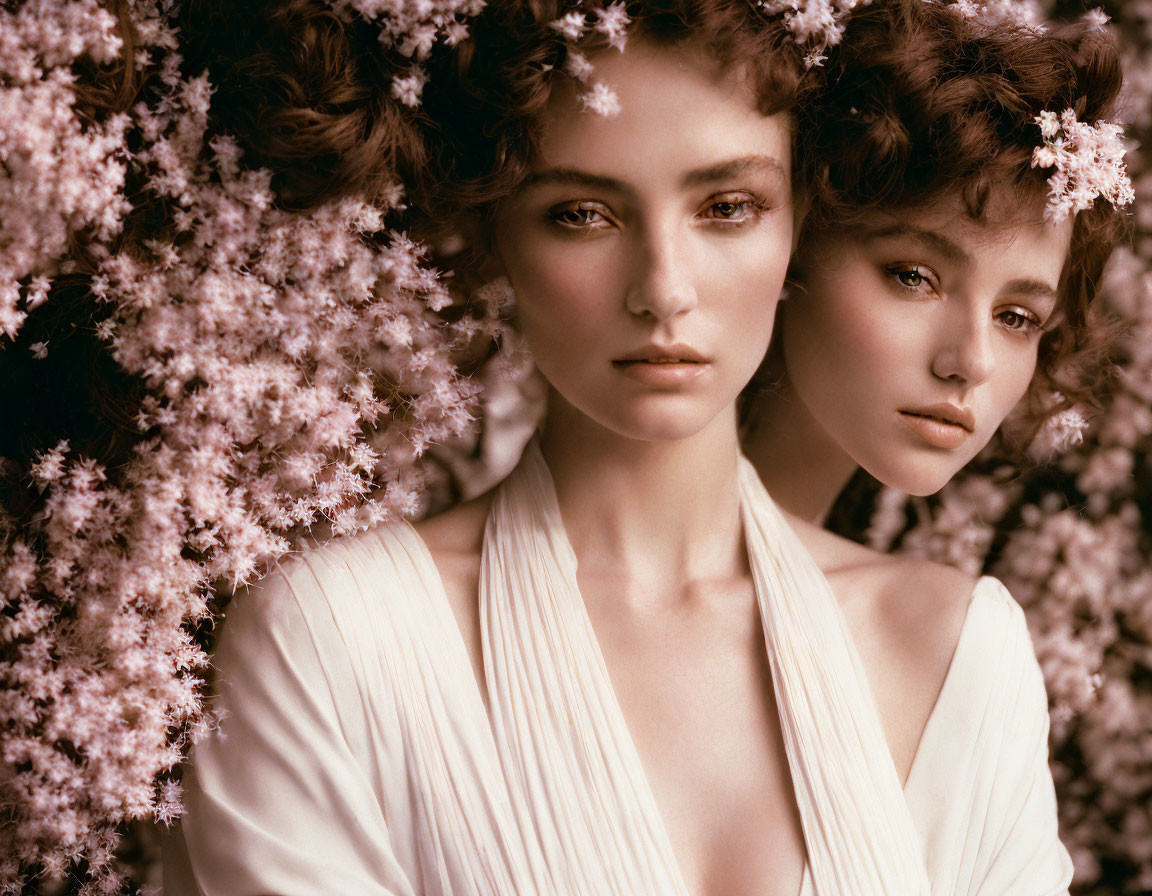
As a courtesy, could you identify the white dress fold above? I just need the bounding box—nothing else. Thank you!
[165,443,1073,895]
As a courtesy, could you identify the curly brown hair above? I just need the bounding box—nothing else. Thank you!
[413,0,814,270]
[176,0,430,212]
[793,0,1129,444]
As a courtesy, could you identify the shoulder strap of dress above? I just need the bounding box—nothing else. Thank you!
[481,440,691,896]
[738,457,931,895]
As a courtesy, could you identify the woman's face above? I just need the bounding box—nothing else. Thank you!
[491,41,794,443]
[781,192,1074,495]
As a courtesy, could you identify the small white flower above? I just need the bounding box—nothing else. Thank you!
[1031,401,1092,458]
[549,11,588,41]
[1036,109,1061,139]
[594,2,630,52]
[30,341,49,359]
[564,50,595,82]
[390,66,428,108]
[1082,8,1110,30]
[580,82,621,118]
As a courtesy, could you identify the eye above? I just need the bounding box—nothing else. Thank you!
[699,193,766,225]
[996,306,1043,335]
[885,264,937,293]
[549,202,611,230]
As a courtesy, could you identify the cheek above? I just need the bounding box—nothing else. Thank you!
[987,345,1041,422]
[782,282,913,391]
[715,229,795,349]
[501,240,621,348]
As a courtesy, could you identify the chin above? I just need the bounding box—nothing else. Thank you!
[604,412,717,443]
[577,392,733,444]
[861,456,961,497]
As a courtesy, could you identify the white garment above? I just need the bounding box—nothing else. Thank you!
[166,445,1073,895]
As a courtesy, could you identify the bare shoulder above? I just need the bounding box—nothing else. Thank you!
[785,513,977,776]
[786,512,975,653]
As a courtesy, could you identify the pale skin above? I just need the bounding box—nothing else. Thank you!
[418,42,973,896]
[745,196,1074,524]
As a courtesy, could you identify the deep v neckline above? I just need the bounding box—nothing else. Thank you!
[413,440,930,895]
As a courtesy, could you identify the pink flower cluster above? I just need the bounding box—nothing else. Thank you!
[759,0,874,67]
[330,0,486,107]
[865,4,1152,888]
[1032,109,1135,222]
[1,1,504,891]
[0,0,129,339]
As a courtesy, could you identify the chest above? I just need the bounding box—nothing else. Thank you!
[580,580,808,896]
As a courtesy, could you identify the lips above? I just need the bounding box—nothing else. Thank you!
[899,403,976,432]
[612,343,710,386]
[898,403,976,450]
[612,343,709,365]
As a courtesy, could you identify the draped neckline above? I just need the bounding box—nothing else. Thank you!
[417,439,937,895]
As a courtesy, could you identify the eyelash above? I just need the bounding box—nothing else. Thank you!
[886,264,937,294]
[995,307,1044,335]
[547,193,771,232]
[549,202,610,230]
[701,194,771,225]
[885,265,1045,336]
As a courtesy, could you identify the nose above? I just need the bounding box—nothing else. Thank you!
[931,310,995,387]
[625,225,698,321]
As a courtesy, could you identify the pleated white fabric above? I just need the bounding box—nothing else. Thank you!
[481,444,691,895]
[736,452,931,895]
[166,442,1073,896]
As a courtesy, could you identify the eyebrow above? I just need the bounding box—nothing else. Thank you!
[860,224,971,265]
[523,154,787,194]
[863,224,1060,305]
[1001,278,1060,307]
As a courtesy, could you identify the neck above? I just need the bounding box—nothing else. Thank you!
[742,371,859,526]
[538,395,745,589]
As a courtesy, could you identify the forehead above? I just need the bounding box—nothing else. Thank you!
[859,189,1074,266]
[531,41,792,181]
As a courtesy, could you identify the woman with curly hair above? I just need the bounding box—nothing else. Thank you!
[164,1,1128,894]
[168,1,821,893]
[746,0,1129,519]
[738,3,1130,893]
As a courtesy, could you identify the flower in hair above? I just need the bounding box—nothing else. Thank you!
[758,0,873,68]
[946,0,1046,32]
[1081,8,1110,30]
[565,50,596,81]
[594,2,631,51]
[391,66,428,107]
[1031,109,1134,221]
[550,11,589,40]
[548,2,631,117]
[580,81,623,118]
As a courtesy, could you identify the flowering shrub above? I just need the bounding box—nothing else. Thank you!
[0,1,499,891]
[852,3,1152,890]
[0,0,129,340]
[0,0,1148,893]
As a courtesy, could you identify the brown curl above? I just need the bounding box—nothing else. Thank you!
[413,0,814,281]
[175,0,429,211]
[793,0,1130,448]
